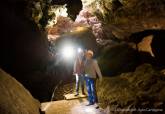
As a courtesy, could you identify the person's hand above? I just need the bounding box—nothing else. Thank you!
[99,77,103,82]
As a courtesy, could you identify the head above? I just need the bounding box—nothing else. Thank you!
[86,50,94,60]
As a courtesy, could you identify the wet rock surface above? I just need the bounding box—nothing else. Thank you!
[0,69,40,114]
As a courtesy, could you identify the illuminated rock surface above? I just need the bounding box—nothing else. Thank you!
[41,99,106,114]
[0,69,40,114]
[82,0,165,39]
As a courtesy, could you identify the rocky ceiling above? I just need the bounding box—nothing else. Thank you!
[79,0,165,39]
[50,0,165,39]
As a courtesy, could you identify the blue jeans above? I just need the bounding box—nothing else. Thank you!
[85,77,98,104]
[75,74,85,94]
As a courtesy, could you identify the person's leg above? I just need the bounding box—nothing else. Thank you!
[80,75,85,94]
[90,78,97,104]
[93,79,98,103]
[92,79,99,109]
[85,77,93,105]
[75,74,80,96]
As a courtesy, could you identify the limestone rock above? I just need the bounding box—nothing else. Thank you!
[98,42,138,76]
[81,0,165,39]
[97,64,165,113]
[0,69,40,114]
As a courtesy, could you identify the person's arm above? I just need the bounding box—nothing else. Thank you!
[93,60,102,79]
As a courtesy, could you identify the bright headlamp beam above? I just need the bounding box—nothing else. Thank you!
[62,46,74,59]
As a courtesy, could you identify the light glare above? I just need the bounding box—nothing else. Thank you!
[62,46,74,59]
[78,48,82,53]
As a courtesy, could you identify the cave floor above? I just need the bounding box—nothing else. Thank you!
[41,98,106,114]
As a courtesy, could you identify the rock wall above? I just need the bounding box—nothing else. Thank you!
[97,64,165,113]
[91,0,165,39]
[76,0,165,72]
[98,42,139,76]
[0,69,40,114]
[0,0,56,101]
[129,30,165,67]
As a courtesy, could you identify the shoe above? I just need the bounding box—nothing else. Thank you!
[95,105,99,109]
[74,93,79,96]
[94,103,99,109]
[86,103,94,106]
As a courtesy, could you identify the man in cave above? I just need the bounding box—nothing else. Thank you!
[84,50,103,108]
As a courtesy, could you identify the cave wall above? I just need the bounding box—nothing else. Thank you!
[98,42,139,76]
[97,64,165,112]
[0,4,49,74]
[129,30,165,67]
[0,0,53,101]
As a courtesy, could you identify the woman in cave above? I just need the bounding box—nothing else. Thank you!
[73,49,86,96]
[84,50,103,108]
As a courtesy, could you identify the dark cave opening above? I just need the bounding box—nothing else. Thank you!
[129,29,165,68]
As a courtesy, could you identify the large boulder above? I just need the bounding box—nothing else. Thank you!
[0,69,40,114]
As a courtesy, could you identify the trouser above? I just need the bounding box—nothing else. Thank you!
[75,74,85,94]
[85,77,98,104]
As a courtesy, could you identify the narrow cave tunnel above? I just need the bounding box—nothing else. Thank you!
[1,0,165,114]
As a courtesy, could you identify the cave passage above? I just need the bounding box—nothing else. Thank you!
[1,0,165,114]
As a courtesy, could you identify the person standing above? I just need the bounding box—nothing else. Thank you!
[84,50,102,108]
[73,49,85,96]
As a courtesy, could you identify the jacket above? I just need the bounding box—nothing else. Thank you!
[84,59,102,79]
